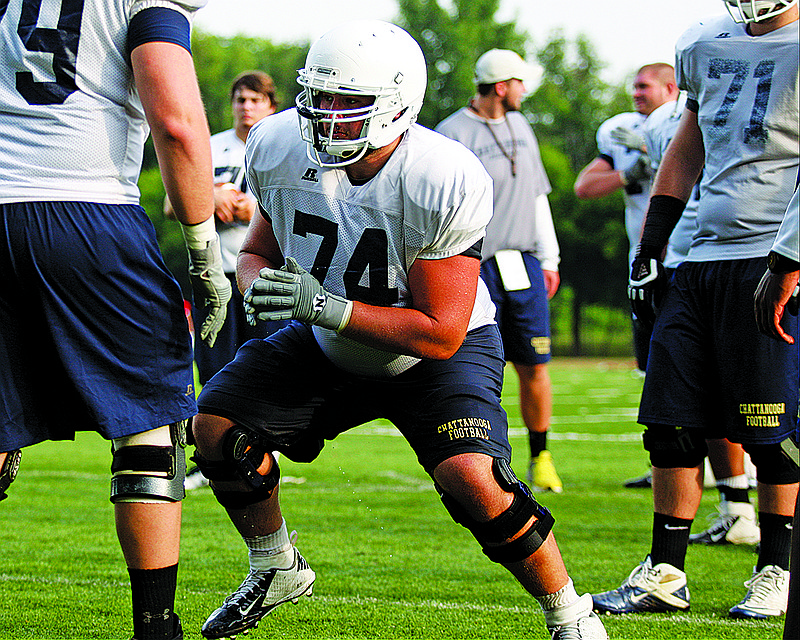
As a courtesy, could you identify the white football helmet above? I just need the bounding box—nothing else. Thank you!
[296,20,427,167]
[724,0,797,23]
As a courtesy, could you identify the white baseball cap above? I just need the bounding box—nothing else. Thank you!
[473,49,543,91]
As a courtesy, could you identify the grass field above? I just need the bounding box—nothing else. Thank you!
[0,357,785,640]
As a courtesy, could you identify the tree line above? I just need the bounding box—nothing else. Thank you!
[141,0,644,355]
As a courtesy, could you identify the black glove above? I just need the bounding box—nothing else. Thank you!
[628,255,667,331]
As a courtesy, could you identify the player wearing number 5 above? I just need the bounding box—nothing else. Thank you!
[190,20,606,640]
[593,0,798,620]
[0,1,230,639]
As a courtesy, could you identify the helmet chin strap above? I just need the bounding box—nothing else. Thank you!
[305,139,371,169]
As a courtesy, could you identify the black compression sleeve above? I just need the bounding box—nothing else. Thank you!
[637,195,687,259]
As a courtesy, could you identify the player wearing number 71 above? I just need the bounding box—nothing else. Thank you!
[594,0,799,621]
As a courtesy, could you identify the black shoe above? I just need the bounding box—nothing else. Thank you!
[623,471,652,489]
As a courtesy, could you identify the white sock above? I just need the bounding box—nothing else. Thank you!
[535,578,579,611]
[716,474,749,490]
[244,519,294,571]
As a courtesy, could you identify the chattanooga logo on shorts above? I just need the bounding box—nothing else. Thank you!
[739,403,785,427]
[530,336,551,355]
[437,417,491,441]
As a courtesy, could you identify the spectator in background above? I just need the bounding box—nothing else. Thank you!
[436,49,563,493]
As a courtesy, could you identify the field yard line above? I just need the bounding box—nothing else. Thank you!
[3,573,768,633]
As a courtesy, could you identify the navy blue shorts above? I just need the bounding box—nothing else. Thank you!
[639,259,798,445]
[0,202,196,450]
[197,322,512,473]
[480,252,551,365]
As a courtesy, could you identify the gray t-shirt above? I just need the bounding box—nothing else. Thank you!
[436,108,558,268]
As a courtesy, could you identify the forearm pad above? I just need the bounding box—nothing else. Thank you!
[638,195,687,259]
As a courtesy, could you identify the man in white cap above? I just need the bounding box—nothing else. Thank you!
[437,49,563,493]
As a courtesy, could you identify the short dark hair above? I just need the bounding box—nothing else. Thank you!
[230,71,277,108]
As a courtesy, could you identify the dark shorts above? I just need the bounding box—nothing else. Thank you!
[639,259,798,445]
[481,252,551,365]
[0,202,196,450]
[197,322,511,473]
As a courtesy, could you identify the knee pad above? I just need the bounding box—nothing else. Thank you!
[437,458,554,564]
[192,426,280,510]
[0,450,22,502]
[110,422,187,504]
[743,442,799,485]
[643,426,707,469]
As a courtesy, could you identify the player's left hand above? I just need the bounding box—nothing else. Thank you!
[186,235,232,348]
[628,256,667,330]
[611,126,647,153]
[753,269,799,344]
[244,257,353,332]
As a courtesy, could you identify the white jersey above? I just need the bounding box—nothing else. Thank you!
[596,111,651,265]
[210,128,253,273]
[772,187,798,263]
[676,14,799,261]
[435,108,558,269]
[245,109,497,377]
[643,94,699,269]
[0,0,204,204]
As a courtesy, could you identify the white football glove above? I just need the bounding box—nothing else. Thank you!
[611,126,646,152]
[244,257,353,332]
[182,220,232,348]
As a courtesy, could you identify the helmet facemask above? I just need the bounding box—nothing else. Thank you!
[724,0,798,23]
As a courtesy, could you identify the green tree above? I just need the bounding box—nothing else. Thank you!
[396,0,526,128]
[526,33,633,354]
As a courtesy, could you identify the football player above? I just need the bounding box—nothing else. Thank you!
[574,63,678,374]
[190,20,607,640]
[593,0,799,620]
[0,1,230,639]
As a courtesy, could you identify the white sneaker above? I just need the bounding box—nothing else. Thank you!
[546,593,608,639]
[592,555,690,614]
[689,500,760,545]
[201,546,315,638]
[184,465,210,490]
[729,565,789,619]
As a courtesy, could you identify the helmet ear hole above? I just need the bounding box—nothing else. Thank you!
[392,107,408,124]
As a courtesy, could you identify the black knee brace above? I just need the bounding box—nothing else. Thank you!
[437,458,554,564]
[192,426,280,509]
[0,450,21,502]
[643,426,707,469]
[110,423,186,503]
[744,441,799,485]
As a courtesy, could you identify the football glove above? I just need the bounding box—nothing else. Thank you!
[186,234,232,348]
[628,255,667,330]
[244,257,353,332]
[610,126,646,152]
[622,154,653,186]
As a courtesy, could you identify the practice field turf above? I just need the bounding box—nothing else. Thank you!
[0,358,785,639]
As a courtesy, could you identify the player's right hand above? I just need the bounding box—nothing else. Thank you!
[628,256,667,330]
[186,235,232,348]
